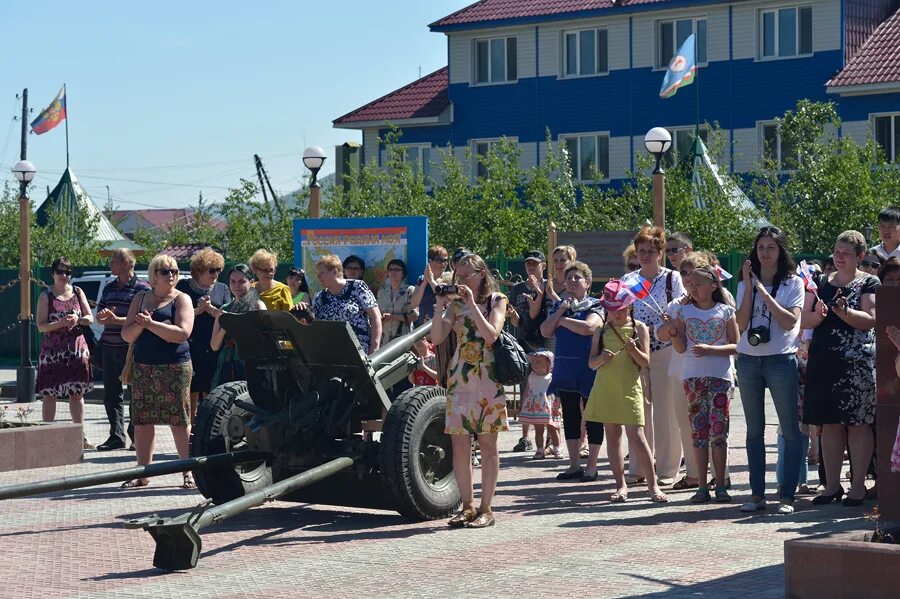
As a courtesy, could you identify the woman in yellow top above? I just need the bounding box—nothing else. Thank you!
[250,249,293,311]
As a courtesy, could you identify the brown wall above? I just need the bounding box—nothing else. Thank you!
[875,286,900,520]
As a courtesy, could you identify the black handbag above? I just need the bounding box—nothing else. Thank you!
[488,295,530,385]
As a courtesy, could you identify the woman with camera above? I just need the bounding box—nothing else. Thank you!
[431,253,508,528]
[735,226,805,514]
[802,230,878,507]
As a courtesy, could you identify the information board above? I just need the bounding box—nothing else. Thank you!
[555,230,637,281]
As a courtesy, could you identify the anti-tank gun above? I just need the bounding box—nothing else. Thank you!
[0,310,459,571]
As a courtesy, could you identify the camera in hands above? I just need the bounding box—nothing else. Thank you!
[746,326,770,346]
[434,284,459,296]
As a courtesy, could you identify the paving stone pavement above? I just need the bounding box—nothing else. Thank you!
[0,391,873,599]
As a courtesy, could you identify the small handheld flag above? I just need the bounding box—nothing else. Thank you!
[660,33,697,99]
[31,85,67,135]
[716,266,733,281]
[619,271,652,301]
[797,261,818,293]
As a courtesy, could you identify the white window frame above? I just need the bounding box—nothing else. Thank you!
[471,137,518,180]
[758,5,813,61]
[559,132,611,183]
[473,36,518,86]
[561,27,610,78]
[871,112,900,163]
[663,126,709,167]
[758,120,799,172]
[655,17,708,70]
[391,143,432,180]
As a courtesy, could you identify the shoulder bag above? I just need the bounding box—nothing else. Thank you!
[119,292,147,385]
[488,294,530,385]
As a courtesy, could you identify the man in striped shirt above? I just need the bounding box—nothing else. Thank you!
[95,249,151,451]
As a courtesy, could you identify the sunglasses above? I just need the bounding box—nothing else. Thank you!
[54,269,72,276]
[258,267,276,274]
[860,261,880,269]
[627,263,640,270]
[208,268,222,275]
[157,268,178,276]
[430,257,449,264]
[387,268,404,273]
[665,247,685,255]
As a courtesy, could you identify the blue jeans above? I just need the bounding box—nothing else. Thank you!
[776,431,810,488]
[736,353,802,500]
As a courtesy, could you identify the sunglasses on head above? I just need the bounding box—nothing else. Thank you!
[54,269,72,276]
[860,260,880,268]
[157,268,178,276]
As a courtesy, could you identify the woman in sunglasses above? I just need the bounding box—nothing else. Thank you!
[250,249,293,311]
[176,247,231,420]
[36,257,95,449]
[410,245,450,326]
[120,255,195,489]
[286,267,310,305]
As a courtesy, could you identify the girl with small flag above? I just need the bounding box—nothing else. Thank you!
[584,280,667,503]
[668,265,739,503]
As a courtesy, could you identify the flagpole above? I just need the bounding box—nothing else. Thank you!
[694,36,700,138]
[64,84,69,168]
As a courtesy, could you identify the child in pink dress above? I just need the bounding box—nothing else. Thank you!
[519,350,562,459]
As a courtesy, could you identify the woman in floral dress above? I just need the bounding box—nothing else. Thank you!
[432,253,509,529]
[803,230,879,507]
[36,257,94,448]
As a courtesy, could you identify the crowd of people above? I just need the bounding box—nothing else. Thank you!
[32,206,900,525]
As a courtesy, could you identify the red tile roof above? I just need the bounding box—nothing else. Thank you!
[430,0,668,29]
[333,67,449,126]
[828,8,900,88]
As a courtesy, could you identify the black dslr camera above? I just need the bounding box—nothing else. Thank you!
[747,326,770,346]
[434,284,459,296]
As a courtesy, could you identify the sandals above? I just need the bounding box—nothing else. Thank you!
[556,467,585,481]
[714,487,732,503]
[120,479,150,489]
[709,476,732,490]
[578,472,599,483]
[690,488,712,503]
[651,492,669,503]
[579,446,590,458]
[448,507,478,528]
[672,476,699,490]
[624,475,645,485]
[465,511,495,528]
[532,449,545,460]
[610,491,628,503]
[182,473,196,489]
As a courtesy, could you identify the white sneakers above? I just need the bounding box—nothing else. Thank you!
[777,501,795,514]
[739,498,767,512]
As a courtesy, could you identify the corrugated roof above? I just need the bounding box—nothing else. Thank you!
[36,167,127,243]
[828,7,900,88]
[333,67,449,125]
[430,0,668,29]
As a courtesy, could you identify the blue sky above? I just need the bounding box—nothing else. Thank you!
[0,0,470,210]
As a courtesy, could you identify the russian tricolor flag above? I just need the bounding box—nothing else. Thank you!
[797,260,818,293]
[30,85,67,135]
[619,271,652,301]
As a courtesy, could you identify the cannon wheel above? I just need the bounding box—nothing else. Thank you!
[191,381,273,504]
[380,386,459,520]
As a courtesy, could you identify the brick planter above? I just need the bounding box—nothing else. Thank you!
[785,533,900,598]
[0,422,83,472]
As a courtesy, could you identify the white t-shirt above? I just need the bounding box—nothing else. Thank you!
[871,242,900,261]
[661,297,686,376]
[680,302,735,381]
[736,275,804,356]
[632,269,686,353]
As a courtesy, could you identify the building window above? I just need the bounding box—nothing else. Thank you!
[664,127,708,167]
[561,133,610,182]
[874,114,900,163]
[394,144,431,179]
[657,18,707,69]
[475,37,517,84]
[563,28,609,77]
[760,122,799,170]
[760,6,812,59]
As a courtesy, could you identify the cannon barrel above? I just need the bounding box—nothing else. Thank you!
[128,456,355,571]
[369,320,432,372]
[0,451,271,501]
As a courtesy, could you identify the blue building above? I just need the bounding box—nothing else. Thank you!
[334,0,900,185]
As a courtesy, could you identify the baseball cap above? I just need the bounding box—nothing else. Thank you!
[523,250,546,263]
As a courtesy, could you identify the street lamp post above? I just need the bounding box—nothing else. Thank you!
[303,146,327,218]
[644,127,673,229]
[12,159,36,403]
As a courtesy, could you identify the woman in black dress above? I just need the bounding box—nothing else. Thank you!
[802,230,878,507]
[176,247,231,420]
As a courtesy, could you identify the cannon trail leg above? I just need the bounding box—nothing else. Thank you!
[129,456,355,571]
[0,451,272,500]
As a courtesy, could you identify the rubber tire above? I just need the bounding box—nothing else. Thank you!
[190,380,273,505]
[380,386,460,520]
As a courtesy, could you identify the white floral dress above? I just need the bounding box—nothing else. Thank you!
[444,295,510,435]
